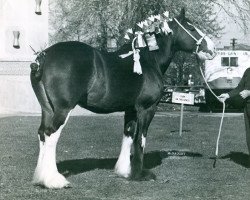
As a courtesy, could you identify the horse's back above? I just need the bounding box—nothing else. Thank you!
[44,41,94,65]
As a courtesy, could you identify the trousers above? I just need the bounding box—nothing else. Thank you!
[244,103,250,155]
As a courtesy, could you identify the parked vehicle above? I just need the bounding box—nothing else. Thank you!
[204,50,250,111]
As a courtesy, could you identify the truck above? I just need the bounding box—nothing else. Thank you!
[203,50,250,111]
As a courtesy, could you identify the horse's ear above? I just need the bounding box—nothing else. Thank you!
[180,8,186,18]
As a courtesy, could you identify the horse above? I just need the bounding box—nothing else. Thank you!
[30,8,216,189]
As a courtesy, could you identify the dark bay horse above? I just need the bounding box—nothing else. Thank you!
[30,9,216,188]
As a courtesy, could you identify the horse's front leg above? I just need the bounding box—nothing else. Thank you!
[130,105,157,181]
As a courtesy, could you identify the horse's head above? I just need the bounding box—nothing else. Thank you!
[171,8,216,60]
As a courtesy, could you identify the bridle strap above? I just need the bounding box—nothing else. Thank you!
[173,18,198,42]
[195,34,206,53]
[173,18,206,53]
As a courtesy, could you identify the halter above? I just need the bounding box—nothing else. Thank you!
[173,18,206,54]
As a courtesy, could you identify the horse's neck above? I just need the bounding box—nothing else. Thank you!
[105,35,175,75]
[154,34,175,74]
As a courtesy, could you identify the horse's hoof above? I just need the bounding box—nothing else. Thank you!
[130,169,156,181]
[44,175,71,189]
[114,161,131,178]
[33,172,71,189]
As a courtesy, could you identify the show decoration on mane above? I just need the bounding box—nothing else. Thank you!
[119,11,173,75]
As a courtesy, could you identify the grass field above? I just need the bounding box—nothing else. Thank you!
[1,112,250,200]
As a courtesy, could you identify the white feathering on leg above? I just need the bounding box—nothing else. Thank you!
[33,136,45,184]
[115,136,133,178]
[33,111,71,189]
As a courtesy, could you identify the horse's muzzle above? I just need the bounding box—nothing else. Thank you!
[196,50,216,60]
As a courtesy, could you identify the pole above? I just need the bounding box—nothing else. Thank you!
[179,103,184,136]
[230,38,237,50]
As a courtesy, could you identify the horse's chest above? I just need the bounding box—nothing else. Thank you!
[137,80,163,106]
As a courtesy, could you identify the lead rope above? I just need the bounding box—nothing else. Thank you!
[199,65,226,167]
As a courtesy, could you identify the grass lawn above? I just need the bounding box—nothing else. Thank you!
[0,112,250,200]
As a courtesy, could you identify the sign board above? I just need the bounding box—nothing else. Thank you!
[172,92,194,105]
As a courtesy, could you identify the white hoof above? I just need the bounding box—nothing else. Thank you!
[114,160,131,178]
[33,171,70,189]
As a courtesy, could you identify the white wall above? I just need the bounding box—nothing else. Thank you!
[0,0,49,61]
[0,61,93,115]
[0,1,97,115]
[0,75,41,113]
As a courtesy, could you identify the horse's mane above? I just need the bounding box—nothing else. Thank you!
[99,11,172,56]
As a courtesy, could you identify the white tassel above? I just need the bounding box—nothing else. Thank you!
[133,49,142,75]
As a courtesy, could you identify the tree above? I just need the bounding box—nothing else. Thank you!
[208,0,250,32]
[49,0,225,47]
[49,0,136,49]
[49,0,250,85]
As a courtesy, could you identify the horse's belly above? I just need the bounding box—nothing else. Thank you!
[82,71,143,112]
[84,92,135,113]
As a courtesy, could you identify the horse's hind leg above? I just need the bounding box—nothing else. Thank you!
[33,110,52,183]
[33,107,72,189]
[115,110,137,178]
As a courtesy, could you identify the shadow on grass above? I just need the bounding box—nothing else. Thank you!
[170,129,191,133]
[220,151,250,168]
[58,150,202,177]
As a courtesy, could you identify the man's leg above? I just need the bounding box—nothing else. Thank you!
[244,104,250,156]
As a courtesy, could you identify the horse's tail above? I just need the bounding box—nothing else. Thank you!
[30,51,46,81]
[30,51,53,128]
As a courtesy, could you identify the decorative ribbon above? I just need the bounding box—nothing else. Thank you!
[142,20,149,27]
[145,34,159,51]
[120,10,172,74]
[137,22,144,29]
[135,31,146,48]
[119,51,133,58]
[154,14,161,21]
[124,28,134,40]
[124,34,130,40]
[127,28,133,34]
[133,49,142,75]
[163,11,169,18]
[148,15,155,22]
[161,20,172,34]
[119,37,143,75]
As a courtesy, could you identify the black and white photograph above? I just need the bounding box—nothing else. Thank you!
[1,0,250,199]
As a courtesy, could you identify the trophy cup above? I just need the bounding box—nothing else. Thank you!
[13,31,20,49]
[35,0,42,15]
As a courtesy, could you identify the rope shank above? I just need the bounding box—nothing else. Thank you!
[199,66,226,166]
